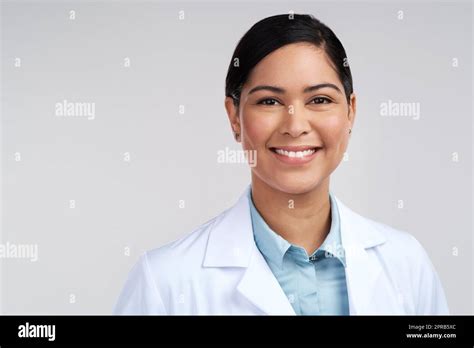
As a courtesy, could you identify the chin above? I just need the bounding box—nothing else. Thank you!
[268,176,324,196]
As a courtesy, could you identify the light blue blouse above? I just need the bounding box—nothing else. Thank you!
[248,188,350,315]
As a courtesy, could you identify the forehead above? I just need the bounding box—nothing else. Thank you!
[245,42,341,90]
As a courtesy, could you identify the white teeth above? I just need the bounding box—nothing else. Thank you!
[274,148,316,157]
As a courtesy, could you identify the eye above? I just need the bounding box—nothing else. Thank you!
[311,97,332,104]
[257,98,281,106]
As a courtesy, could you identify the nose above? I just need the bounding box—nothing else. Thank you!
[279,103,312,137]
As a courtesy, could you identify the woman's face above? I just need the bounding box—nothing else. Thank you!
[225,42,356,195]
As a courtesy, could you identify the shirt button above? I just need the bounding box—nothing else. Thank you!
[309,255,318,262]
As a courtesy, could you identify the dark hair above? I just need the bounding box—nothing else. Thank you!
[225,14,353,107]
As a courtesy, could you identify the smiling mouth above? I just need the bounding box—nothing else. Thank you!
[269,146,322,158]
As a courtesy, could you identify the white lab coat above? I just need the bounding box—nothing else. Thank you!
[113,184,449,315]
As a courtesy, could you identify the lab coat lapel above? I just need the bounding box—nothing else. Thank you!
[203,184,295,315]
[236,245,296,315]
[334,196,402,314]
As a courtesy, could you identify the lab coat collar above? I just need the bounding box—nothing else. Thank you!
[203,184,389,315]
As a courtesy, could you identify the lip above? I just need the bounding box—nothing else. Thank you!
[270,145,321,152]
[269,145,322,165]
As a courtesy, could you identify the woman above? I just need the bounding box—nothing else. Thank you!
[114,14,449,315]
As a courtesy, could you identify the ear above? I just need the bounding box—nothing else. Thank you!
[225,96,241,142]
[348,93,356,130]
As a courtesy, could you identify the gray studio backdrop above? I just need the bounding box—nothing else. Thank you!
[1,0,472,314]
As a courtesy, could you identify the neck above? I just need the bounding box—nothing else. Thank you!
[250,172,332,256]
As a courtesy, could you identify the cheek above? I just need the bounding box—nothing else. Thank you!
[241,111,277,149]
[317,113,348,149]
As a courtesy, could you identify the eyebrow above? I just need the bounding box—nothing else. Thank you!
[248,83,342,95]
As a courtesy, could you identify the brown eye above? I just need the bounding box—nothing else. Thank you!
[257,98,281,106]
[311,97,332,104]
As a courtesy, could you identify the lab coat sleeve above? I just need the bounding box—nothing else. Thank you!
[113,252,167,315]
[412,237,450,315]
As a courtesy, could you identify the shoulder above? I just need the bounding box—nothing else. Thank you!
[358,215,449,314]
[113,210,230,314]
[369,218,428,260]
[335,196,428,263]
[144,208,229,275]
[358,213,434,273]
